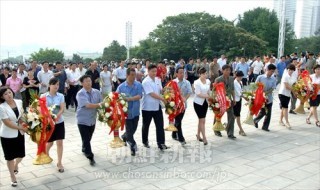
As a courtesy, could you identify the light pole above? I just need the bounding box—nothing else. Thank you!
[196,48,199,59]
[241,47,245,56]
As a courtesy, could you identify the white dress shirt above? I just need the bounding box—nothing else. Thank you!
[142,76,162,111]
[310,74,320,95]
[67,70,81,85]
[37,70,54,93]
[76,68,87,77]
[193,79,211,105]
[116,67,127,80]
[251,61,264,74]
[17,69,28,92]
[234,79,243,102]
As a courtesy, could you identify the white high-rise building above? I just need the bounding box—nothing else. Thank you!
[296,0,320,38]
[273,0,297,31]
[274,0,320,38]
[125,21,132,60]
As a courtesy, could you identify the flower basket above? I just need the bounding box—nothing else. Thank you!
[98,92,128,148]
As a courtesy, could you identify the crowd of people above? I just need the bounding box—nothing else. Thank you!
[0,51,320,187]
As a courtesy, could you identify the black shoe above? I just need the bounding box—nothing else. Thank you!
[262,128,270,132]
[214,132,222,137]
[89,158,96,166]
[143,143,150,148]
[228,135,237,140]
[121,136,127,146]
[196,135,203,142]
[289,110,297,114]
[159,144,170,151]
[254,122,258,128]
[172,137,179,141]
[131,149,136,156]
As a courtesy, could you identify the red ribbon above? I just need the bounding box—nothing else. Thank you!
[108,92,127,135]
[37,97,55,155]
[157,65,167,82]
[251,82,266,115]
[214,82,227,118]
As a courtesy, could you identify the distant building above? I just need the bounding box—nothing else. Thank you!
[297,0,320,38]
[273,0,297,31]
[273,0,320,38]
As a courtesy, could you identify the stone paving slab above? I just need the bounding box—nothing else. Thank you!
[0,94,319,189]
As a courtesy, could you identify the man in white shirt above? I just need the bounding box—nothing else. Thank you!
[66,63,81,110]
[250,56,264,82]
[217,54,227,74]
[37,61,54,94]
[115,61,127,90]
[17,63,28,110]
[76,62,87,77]
[141,64,170,151]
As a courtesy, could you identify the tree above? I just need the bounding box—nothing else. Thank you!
[84,58,94,64]
[72,54,83,63]
[131,12,267,60]
[287,36,320,54]
[30,48,64,63]
[237,7,295,55]
[102,40,127,61]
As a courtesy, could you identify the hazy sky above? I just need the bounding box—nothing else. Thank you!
[0,0,273,58]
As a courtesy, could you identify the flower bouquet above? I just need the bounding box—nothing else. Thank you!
[21,90,56,165]
[163,80,185,131]
[208,82,231,131]
[292,70,318,114]
[98,92,128,148]
[242,82,267,125]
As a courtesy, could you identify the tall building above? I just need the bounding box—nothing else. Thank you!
[274,0,320,38]
[125,21,132,60]
[297,0,320,38]
[273,0,297,31]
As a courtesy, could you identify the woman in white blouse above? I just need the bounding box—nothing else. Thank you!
[278,64,296,129]
[0,87,27,187]
[193,67,210,145]
[306,65,320,127]
[234,71,246,136]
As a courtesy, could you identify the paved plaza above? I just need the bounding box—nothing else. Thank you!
[0,94,319,190]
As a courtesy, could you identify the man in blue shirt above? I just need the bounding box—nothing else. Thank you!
[235,56,250,86]
[172,67,192,145]
[276,56,287,84]
[76,75,102,166]
[116,68,142,156]
[253,64,277,132]
[185,58,195,85]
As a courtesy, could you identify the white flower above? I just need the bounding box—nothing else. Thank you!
[105,112,111,118]
[169,101,175,107]
[248,96,252,100]
[34,99,39,103]
[108,92,113,99]
[120,100,125,105]
[31,120,40,129]
[104,102,110,107]
[215,103,219,108]
[123,107,128,112]
[27,113,35,122]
